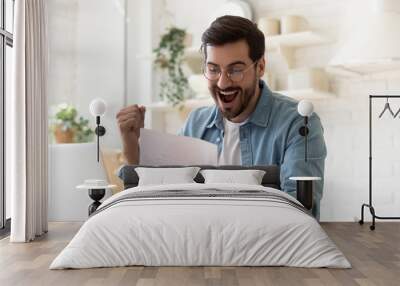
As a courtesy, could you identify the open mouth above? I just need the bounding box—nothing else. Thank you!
[218,89,240,103]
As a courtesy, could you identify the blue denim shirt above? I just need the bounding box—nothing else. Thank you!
[179,80,327,219]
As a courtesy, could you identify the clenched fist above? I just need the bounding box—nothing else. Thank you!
[116,104,146,164]
[116,104,146,139]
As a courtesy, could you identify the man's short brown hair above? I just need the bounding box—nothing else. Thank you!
[201,15,265,62]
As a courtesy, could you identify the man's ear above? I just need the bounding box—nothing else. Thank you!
[257,57,266,78]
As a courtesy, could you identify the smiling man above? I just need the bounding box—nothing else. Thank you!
[117,15,327,219]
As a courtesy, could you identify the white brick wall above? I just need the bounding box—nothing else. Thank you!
[251,0,400,221]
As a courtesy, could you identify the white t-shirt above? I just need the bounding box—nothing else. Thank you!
[218,118,247,165]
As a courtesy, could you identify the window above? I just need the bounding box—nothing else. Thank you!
[0,0,14,235]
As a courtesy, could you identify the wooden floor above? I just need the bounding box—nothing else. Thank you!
[0,222,399,286]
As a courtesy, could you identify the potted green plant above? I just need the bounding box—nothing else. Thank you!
[153,27,191,107]
[50,103,94,143]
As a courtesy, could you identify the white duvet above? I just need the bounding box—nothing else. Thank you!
[50,183,351,269]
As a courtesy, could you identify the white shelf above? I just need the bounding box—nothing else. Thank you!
[184,47,203,73]
[185,32,331,61]
[185,32,331,60]
[147,88,333,113]
[276,88,335,100]
[327,61,400,77]
[266,31,332,68]
[147,97,213,111]
[184,46,202,59]
[266,31,331,50]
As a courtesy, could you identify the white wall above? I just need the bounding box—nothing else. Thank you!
[47,0,79,111]
[47,0,125,221]
[149,0,400,221]
[48,0,125,149]
[161,0,226,47]
[125,0,165,130]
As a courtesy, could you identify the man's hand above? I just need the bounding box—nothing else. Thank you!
[116,104,146,164]
[117,104,146,139]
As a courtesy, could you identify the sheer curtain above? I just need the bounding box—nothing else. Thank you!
[9,0,48,242]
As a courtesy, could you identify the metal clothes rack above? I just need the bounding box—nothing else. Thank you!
[359,95,400,230]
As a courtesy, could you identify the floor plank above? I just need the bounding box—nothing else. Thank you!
[0,222,399,286]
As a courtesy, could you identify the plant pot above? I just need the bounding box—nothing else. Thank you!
[54,125,75,143]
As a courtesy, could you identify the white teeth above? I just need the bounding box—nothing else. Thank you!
[219,90,237,95]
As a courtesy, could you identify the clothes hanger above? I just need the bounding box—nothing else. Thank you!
[378,97,395,118]
[394,106,400,118]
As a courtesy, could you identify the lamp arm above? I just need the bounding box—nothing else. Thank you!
[304,116,308,163]
[298,116,309,163]
[97,125,100,162]
[94,116,106,162]
[89,99,107,162]
[96,116,100,162]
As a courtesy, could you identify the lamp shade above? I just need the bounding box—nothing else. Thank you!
[89,99,107,117]
[297,100,314,117]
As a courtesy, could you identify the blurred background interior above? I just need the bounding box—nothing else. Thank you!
[21,0,400,222]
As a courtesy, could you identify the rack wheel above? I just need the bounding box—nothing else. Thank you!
[370,225,375,231]
[358,220,363,225]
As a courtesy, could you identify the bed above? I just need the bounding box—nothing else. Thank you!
[50,165,350,269]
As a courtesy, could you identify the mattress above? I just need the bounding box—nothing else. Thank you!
[50,183,351,269]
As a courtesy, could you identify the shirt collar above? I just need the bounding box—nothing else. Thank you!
[206,80,273,129]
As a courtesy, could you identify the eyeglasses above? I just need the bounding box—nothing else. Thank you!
[203,61,257,82]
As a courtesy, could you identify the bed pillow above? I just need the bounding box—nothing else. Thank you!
[135,167,200,186]
[200,169,266,185]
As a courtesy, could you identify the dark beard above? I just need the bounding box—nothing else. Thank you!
[212,77,258,120]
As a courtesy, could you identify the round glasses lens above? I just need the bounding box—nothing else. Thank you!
[204,68,220,80]
[229,71,243,82]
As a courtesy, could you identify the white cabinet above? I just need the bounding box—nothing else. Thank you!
[48,143,112,222]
